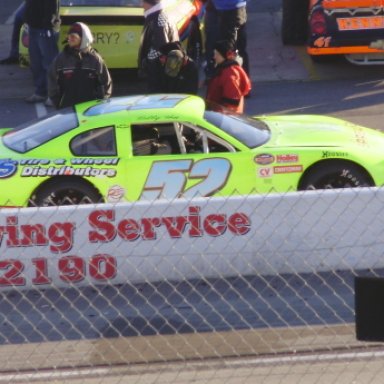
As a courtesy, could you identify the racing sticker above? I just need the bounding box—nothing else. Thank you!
[274,165,303,174]
[0,160,17,178]
[107,185,126,203]
[322,151,348,158]
[254,154,274,165]
[276,154,299,163]
[140,158,232,200]
[21,166,117,178]
[258,167,273,178]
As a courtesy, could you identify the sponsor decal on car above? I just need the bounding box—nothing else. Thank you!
[322,151,348,158]
[276,154,299,163]
[273,165,303,174]
[20,166,117,178]
[354,127,368,146]
[258,167,273,178]
[107,185,126,203]
[337,17,384,31]
[0,160,17,178]
[70,158,120,165]
[254,154,275,165]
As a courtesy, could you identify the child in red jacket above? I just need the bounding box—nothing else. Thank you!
[206,40,251,114]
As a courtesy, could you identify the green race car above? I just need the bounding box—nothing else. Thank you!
[1,93,383,207]
[20,0,204,69]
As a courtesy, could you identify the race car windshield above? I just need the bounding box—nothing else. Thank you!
[204,111,270,148]
[3,109,79,153]
[61,0,141,6]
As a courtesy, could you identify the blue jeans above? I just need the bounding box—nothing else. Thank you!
[28,27,59,97]
[9,2,25,59]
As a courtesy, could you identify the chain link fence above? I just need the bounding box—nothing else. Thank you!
[0,188,384,383]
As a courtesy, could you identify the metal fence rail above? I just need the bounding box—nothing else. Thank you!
[0,188,383,383]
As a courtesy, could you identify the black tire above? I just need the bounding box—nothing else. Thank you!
[186,18,202,63]
[299,161,373,190]
[281,0,309,45]
[32,179,103,207]
[309,54,339,63]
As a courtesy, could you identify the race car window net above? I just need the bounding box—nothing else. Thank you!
[203,111,270,149]
[3,110,78,153]
[61,0,141,7]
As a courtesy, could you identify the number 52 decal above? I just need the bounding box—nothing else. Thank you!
[140,158,232,200]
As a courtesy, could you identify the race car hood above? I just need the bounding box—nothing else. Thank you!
[259,115,384,148]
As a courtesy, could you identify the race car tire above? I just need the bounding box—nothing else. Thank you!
[186,18,203,63]
[33,179,103,206]
[281,0,309,45]
[298,161,374,190]
[309,54,338,63]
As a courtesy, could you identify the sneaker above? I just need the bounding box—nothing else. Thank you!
[44,97,54,107]
[25,94,46,103]
[0,56,19,65]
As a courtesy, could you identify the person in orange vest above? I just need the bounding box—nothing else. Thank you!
[205,40,251,114]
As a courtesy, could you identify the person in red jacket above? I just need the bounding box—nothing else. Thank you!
[205,40,251,114]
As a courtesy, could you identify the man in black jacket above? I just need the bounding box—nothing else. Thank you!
[159,41,199,95]
[138,0,179,92]
[24,0,60,103]
[48,22,112,109]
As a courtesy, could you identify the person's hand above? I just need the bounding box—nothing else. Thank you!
[52,16,61,33]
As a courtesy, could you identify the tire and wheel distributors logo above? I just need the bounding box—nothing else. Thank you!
[0,160,17,178]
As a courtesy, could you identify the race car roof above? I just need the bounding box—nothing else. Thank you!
[82,94,206,120]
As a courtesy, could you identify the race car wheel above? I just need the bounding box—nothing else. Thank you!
[33,179,103,206]
[281,0,309,45]
[186,18,202,63]
[310,54,339,63]
[299,161,374,190]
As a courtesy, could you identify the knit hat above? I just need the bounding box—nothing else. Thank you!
[164,49,185,77]
[68,23,83,38]
[143,0,161,5]
[214,40,235,59]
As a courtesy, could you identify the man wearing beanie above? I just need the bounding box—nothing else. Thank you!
[47,22,112,109]
[205,39,251,114]
[158,41,199,94]
[138,0,179,92]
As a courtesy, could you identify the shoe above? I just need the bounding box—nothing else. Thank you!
[44,97,54,107]
[25,94,46,103]
[0,56,19,65]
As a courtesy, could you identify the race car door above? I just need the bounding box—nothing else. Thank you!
[124,122,257,201]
